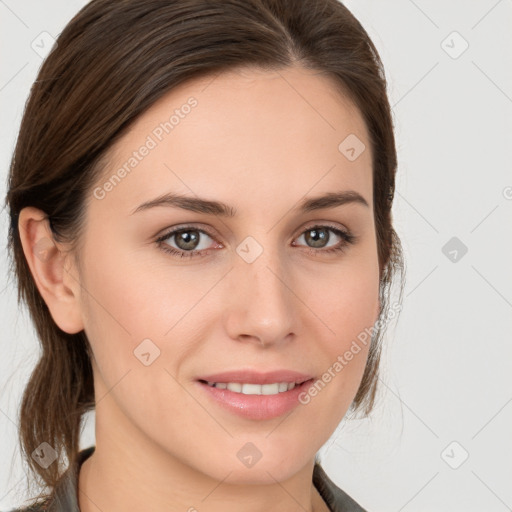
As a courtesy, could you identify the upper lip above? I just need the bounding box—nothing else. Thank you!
[197,369,315,385]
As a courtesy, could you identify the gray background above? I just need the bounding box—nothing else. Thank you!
[1,1,511,511]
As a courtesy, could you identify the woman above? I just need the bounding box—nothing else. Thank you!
[5,0,405,510]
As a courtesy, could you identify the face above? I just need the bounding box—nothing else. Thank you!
[71,64,380,483]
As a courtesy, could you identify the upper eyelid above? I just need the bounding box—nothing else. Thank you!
[156,224,217,242]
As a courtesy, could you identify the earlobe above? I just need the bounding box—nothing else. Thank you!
[18,207,84,335]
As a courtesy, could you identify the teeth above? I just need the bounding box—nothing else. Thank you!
[205,381,298,395]
[228,382,243,393]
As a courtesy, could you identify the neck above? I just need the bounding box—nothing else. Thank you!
[78,401,329,512]
[78,446,327,512]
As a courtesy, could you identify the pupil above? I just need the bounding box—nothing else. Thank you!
[177,230,199,250]
[306,228,328,248]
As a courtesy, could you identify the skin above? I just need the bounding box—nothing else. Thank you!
[19,64,380,512]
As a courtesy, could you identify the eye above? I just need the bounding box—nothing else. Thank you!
[156,226,218,259]
[292,224,356,256]
[155,223,357,259]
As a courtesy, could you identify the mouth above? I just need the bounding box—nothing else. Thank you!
[196,377,316,421]
[197,378,311,395]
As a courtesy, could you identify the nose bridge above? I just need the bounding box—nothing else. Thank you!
[224,235,297,345]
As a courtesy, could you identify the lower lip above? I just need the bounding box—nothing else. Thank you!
[196,379,314,421]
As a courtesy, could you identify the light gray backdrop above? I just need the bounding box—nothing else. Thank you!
[1,1,511,511]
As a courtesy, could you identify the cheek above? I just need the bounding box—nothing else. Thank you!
[313,255,380,348]
[302,255,380,403]
[78,250,203,439]
[77,242,221,413]
[79,240,201,343]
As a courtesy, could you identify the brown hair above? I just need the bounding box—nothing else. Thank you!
[5,0,405,503]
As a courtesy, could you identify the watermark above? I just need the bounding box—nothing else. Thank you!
[298,300,402,405]
[440,440,469,469]
[441,236,468,263]
[33,236,56,262]
[32,442,58,469]
[236,236,264,263]
[93,97,198,200]
[237,441,263,468]
[440,31,469,60]
[133,338,161,366]
[31,31,57,59]
[338,133,366,162]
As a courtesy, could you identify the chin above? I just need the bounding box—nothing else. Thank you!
[209,448,313,485]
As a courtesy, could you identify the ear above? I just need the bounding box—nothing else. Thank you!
[18,207,84,334]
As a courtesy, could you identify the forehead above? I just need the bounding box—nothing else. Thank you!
[88,64,372,219]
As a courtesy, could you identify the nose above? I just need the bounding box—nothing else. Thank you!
[222,247,299,348]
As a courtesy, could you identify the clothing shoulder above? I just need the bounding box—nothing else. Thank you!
[313,462,369,512]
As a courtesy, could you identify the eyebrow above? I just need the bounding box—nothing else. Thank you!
[130,190,369,217]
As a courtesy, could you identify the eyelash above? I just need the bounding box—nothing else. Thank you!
[155,224,357,259]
